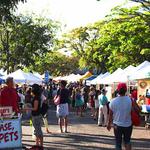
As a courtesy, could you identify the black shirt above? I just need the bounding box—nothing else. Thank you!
[31,96,41,116]
[57,88,69,104]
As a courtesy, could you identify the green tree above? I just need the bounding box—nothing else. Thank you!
[61,6,150,73]
[30,51,79,76]
[0,14,59,73]
[0,0,26,21]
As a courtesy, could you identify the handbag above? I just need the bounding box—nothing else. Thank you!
[54,95,60,105]
[131,99,141,126]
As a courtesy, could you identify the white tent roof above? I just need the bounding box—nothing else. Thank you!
[100,68,123,84]
[26,73,43,84]
[67,74,81,82]
[4,69,43,84]
[90,72,110,85]
[129,65,150,80]
[135,61,150,71]
[34,72,43,79]
[53,76,62,81]
[53,74,81,82]
[112,65,136,83]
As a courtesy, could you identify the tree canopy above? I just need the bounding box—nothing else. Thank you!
[60,5,150,74]
[0,14,59,73]
[0,0,26,21]
[30,51,79,76]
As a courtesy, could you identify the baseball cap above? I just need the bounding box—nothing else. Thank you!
[117,83,127,92]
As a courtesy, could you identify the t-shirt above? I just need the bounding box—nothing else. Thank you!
[0,86,19,113]
[109,96,132,127]
[98,94,108,106]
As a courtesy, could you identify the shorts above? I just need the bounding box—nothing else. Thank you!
[56,103,69,118]
[114,124,133,150]
[32,115,43,137]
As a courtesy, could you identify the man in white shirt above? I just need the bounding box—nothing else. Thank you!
[107,83,132,150]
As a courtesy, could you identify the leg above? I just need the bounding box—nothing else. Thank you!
[80,106,83,117]
[114,125,123,150]
[43,117,51,133]
[32,116,43,146]
[98,107,103,126]
[91,107,95,117]
[35,137,39,146]
[123,126,133,150]
[39,136,43,146]
[64,116,68,133]
[103,105,108,126]
[58,117,63,133]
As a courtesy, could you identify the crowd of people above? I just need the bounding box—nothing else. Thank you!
[0,77,141,150]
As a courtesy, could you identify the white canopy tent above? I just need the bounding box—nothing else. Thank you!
[67,74,81,82]
[129,65,150,80]
[90,72,110,85]
[99,68,124,84]
[3,69,43,84]
[135,61,150,71]
[111,65,136,83]
[34,72,43,79]
[53,74,82,82]
[26,73,43,84]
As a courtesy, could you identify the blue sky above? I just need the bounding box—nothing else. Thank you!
[17,0,135,30]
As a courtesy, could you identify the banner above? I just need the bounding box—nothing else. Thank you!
[45,70,49,83]
[0,119,22,149]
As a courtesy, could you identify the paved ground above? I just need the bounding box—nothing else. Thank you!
[22,107,150,150]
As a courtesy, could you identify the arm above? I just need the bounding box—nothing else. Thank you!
[25,100,39,111]
[107,109,113,131]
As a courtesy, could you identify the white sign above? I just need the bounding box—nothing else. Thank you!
[0,107,13,117]
[0,119,22,149]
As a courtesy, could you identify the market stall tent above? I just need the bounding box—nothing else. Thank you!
[79,71,92,81]
[112,65,136,83]
[34,72,43,79]
[130,65,150,80]
[85,75,97,86]
[3,69,43,84]
[26,73,43,84]
[67,74,81,83]
[135,61,150,71]
[100,68,123,84]
[90,72,110,85]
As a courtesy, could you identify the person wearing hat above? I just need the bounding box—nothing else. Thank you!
[98,88,109,126]
[107,83,132,150]
[0,77,20,113]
